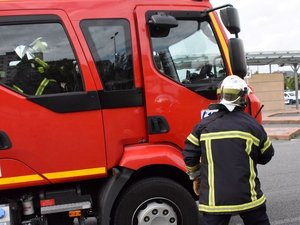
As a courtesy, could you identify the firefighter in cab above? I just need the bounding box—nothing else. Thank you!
[11,37,63,96]
[182,75,274,225]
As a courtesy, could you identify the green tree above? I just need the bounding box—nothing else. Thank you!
[284,75,300,91]
[284,76,294,90]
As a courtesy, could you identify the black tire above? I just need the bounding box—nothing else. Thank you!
[112,177,199,225]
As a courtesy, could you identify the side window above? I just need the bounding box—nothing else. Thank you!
[0,22,83,96]
[81,19,134,91]
[149,16,226,98]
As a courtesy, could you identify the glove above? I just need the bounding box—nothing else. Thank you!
[193,177,200,196]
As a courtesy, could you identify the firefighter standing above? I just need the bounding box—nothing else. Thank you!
[182,75,274,225]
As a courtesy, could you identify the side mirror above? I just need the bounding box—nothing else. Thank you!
[147,13,178,37]
[220,7,241,35]
[229,38,247,77]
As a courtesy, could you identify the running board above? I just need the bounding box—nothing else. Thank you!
[41,201,91,214]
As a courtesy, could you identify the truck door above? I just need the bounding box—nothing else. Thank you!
[79,15,147,169]
[0,11,106,188]
[135,6,229,147]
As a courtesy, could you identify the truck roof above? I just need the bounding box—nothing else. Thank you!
[0,0,210,10]
[0,0,212,21]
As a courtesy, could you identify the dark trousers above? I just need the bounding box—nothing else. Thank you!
[202,204,271,225]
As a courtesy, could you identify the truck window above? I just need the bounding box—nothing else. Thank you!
[0,22,84,95]
[149,17,226,99]
[81,19,134,91]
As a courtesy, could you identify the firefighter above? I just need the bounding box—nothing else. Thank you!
[182,75,274,225]
[11,57,62,95]
[11,37,63,96]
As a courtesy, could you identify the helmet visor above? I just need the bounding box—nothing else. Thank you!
[221,88,242,102]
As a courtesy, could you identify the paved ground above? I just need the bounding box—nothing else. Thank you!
[229,140,300,225]
[262,106,300,140]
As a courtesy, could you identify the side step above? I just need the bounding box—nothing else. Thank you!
[40,188,92,215]
[41,201,91,215]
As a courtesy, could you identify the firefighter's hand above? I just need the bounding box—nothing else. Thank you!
[193,177,200,196]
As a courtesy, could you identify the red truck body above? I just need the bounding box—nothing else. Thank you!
[0,1,262,224]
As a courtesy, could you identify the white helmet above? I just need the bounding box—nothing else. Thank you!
[219,75,249,112]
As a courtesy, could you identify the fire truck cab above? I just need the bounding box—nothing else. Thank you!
[0,0,262,225]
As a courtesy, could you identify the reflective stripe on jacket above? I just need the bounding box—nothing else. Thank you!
[182,108,274,214]
[13,78,58,96]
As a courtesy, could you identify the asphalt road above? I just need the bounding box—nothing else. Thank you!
[78,139,300,225]
[229,139,300,225]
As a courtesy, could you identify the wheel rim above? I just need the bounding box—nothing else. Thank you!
[132,198,181,225]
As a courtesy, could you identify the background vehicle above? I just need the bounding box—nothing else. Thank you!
[284,91,296,104]
[0,1,262,225]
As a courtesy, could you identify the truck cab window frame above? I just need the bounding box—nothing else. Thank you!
[147,11,227,100]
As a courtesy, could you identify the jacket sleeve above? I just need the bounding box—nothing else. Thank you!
[182,123,202,176]
[258,126,274,165]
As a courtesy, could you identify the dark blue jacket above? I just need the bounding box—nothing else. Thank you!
[182,108,274,214]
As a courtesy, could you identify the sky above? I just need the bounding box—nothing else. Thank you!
[210,0,300,52]
[210,0,300,73]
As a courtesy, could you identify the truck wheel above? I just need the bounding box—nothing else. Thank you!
[112,177,199,225]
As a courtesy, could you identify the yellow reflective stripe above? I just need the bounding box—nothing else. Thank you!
[43,167,106,180]
[201,131,260,205]
[187,133,199,146]
[199,195,266,213]
[261,138,272,154]
[37,67,45,74]
[0,174,43,185]
[186,164,200,172]
[13,85,24,93]
[245,139,252,155]
[35,57,49,68]
[209,12,232,75]
[201,131,260,146]
[0,167,106,185]
[245,139,257,201]
[35,78,50,96]
[249,158,257,201]
[206,140,215,206]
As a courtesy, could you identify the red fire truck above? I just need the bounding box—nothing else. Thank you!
[0,0,262,224]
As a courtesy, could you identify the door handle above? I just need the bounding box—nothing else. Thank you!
[0,131,12,150]
[147,116,170,134]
